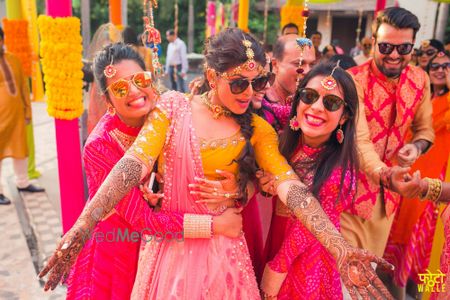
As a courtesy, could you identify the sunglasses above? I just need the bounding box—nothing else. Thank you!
[430,62,450,71]
[105,71,153,98]
[225,75,271,94]
[417,49,438,57]
[377,43,414,55]
[296,88,346,112]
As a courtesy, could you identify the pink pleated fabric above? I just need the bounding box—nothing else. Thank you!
[131,92,260,299]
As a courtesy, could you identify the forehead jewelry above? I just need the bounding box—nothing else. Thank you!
[220,36,264,78]
[437,51,446,57]
[295,37,313,85]
[104,53,117,78]
[321,60,341,91]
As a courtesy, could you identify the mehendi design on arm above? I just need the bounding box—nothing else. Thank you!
[285,183,348,267]
[80,157,143,226]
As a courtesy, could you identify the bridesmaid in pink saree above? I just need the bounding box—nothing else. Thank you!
[41,29,394,300]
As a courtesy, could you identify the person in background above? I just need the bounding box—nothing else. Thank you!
[281,23,299,36]
[165,29,188,92]
[322,45,337,61]
[329,55,357,70]
[0,26,45,205]
[341,7,435,299]
[410,48,419,66]
[122,26,153,72]
[417,39,444,70]
[384,51,450,300]
[309,30,322,61]
[354,37,372,65]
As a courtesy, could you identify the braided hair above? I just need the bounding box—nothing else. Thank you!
[200,28,266,204]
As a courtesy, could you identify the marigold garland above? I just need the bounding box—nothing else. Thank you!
[38,15,83,120]
[2,19,32,77]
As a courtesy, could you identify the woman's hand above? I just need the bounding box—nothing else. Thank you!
[189,170,240,205]
[260,265,287,299]
[256,169,276,196]
[38,219,91,291]
[212,207,243,238]
[337,245,394,300]
[139,173,164,206]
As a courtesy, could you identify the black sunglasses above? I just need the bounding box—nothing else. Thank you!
[417,49,438,57]
[296,88,346,112]
[430,62,450,71]
[226,75,271,94]
[378,43,414,55]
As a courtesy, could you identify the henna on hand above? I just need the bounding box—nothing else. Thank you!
[39,157,144,291]
[285,183,394,300]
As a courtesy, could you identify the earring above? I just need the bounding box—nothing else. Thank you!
[289,116,300,131]
[209,82,217,96]
[107,105,116,116]
[336,124,344,144]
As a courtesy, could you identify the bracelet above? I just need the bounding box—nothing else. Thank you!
[379,167,393,189]
[423,178,443,203]
[183,214,213,239]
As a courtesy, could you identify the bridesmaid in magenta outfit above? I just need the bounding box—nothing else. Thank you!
[261,62,359,299]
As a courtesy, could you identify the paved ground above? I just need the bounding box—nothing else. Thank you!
[0,101,66,300]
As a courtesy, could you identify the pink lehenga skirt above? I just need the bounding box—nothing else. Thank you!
[131,235,260,299]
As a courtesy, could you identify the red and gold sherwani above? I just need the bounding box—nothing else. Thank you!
[340,59,435,257]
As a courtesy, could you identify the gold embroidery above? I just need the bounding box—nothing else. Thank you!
[109,129,137,151]
[198,132,245,150]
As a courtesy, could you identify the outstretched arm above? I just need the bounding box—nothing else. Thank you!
[253,115,393,300]
[38,109,168,290]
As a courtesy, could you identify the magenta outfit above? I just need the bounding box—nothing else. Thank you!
[66,113,184,300]
[268,144,355,299]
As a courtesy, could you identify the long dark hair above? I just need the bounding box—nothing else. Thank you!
[199,28,266,204]
[427,52,450,96]
[279,62,359,202]
[93,43,146,98]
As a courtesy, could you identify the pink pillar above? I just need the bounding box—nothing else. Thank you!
[46,0,85,233]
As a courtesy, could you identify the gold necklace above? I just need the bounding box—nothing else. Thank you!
[200,92,231,119]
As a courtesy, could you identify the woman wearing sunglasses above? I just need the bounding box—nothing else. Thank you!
[384,51,450,297]
[260,62,361,299]
[41,29,393,299]
[417,39,445,70]
[62,43,244,299]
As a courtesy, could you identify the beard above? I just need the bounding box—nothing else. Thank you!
[374,56,409,78]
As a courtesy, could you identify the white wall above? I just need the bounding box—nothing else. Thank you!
[0,0,6,21]
[317,11,332,50]
[398,0,439,47]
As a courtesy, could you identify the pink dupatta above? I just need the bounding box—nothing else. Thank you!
[131,92,259,299]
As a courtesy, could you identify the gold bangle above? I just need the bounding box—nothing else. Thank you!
[424,178,443,203]
[183,214,212,239]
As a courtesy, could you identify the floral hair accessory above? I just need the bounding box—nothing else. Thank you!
[321,60,341,91]
[421,40,430,48]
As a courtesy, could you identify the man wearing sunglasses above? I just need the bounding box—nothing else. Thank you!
[340,7,435,298]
